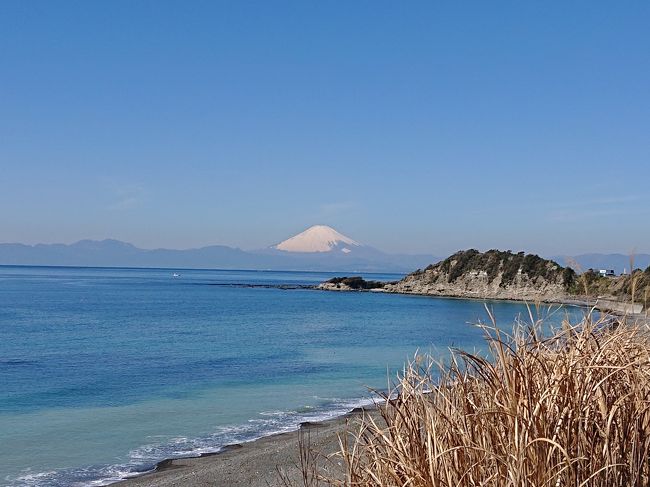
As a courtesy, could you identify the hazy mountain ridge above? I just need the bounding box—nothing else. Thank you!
[0,237,436,273]
[2,232,647,274]
[0,240,253,268]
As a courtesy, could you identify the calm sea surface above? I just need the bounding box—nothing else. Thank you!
[0,266,586,486]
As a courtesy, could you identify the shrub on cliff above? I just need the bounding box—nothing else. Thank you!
[612,270,650,309]
[577,269,615,296]
[562,266,577,290]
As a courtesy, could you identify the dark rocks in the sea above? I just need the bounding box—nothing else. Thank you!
[213,444,243,455]
[152,443,245,473]
[154,458,184,472]
[325,276,386,290]
[347,406,375,415]
[202,283,314,290]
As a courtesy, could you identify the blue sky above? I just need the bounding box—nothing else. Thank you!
[1,1,649,255]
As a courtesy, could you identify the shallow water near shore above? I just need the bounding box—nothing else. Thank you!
[0,266,586,486]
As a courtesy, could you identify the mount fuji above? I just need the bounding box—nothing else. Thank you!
[273,225,361,253]
[257,225,438,271]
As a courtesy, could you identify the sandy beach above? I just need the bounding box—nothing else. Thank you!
[116,407,377,487]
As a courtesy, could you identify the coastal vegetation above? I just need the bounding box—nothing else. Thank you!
[321,250,650,310]
[576,267,650,308]
[295,313,650,486]
[425,249,574,289]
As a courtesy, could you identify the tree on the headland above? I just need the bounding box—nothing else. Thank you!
[562,267,576,291]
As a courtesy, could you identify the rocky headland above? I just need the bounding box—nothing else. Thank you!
[319,249,650,311]
[319,249,573,302]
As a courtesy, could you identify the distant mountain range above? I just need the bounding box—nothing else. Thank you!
[1,225,647,274]
[0,226,438,273]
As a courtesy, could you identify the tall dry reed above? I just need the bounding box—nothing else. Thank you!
[305,312,650,486]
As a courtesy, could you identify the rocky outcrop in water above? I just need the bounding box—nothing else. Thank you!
[318,276,391,290]
[319,249,576,302]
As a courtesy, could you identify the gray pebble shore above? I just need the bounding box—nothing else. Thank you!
[115,408,377,487]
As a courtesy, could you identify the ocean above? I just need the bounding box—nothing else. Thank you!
[0,266,586,486]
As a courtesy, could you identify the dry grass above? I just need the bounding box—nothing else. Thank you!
[297,311,650,486]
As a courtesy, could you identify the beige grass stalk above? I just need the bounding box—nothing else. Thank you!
[298,313,650,486]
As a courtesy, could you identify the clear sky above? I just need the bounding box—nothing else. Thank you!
[1,1,649,256]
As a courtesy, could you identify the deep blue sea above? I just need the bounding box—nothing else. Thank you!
[0,266,587,486]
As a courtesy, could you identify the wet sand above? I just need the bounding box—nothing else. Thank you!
[116,407,378,487]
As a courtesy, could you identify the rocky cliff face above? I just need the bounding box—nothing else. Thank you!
[387,250,574,301]
[319,249,575,302]
[384,269,566,301]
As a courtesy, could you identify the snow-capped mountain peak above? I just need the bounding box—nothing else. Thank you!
[274,225,361,253]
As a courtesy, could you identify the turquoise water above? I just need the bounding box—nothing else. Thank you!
[0,266,585,486]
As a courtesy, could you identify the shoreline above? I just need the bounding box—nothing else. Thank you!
[316,283,594,307]
[316,284,650,319]
[114,406,377,487]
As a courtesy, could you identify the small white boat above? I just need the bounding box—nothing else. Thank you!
[172,273,181,278]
